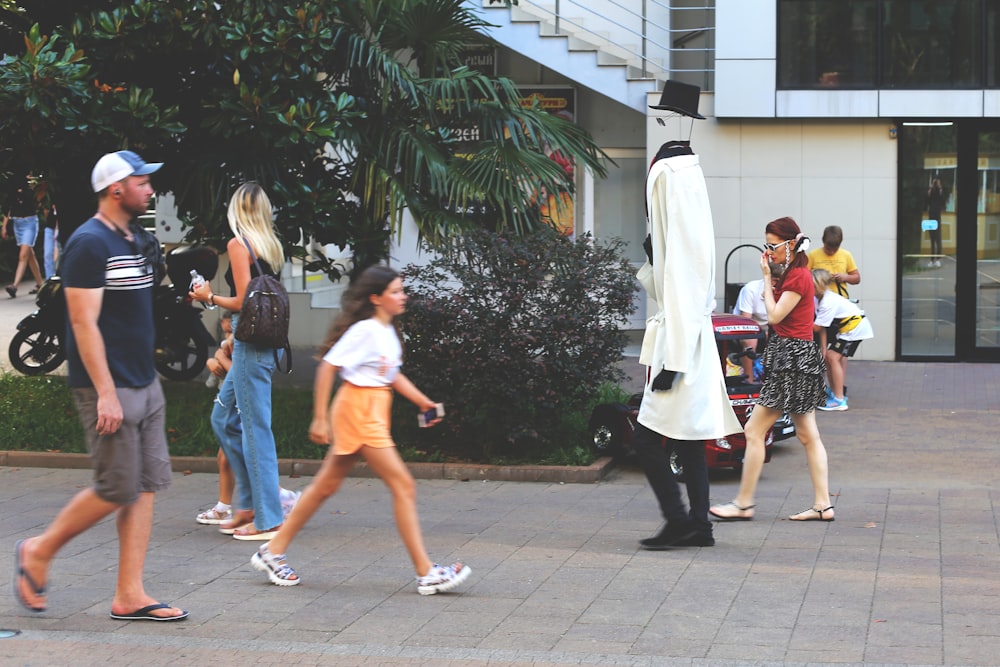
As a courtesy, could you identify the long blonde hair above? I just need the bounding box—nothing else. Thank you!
[228,182,284,270]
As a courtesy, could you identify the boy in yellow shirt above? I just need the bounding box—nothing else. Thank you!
[807,225,860,299]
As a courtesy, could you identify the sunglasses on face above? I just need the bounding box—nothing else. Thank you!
[763,240,791,252]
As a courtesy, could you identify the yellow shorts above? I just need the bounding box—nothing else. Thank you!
[330,382,395,455]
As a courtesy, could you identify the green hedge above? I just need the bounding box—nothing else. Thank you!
[0,373,621,465]
[0,373,321,459]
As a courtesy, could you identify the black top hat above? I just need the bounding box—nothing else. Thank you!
[649,80,704,119]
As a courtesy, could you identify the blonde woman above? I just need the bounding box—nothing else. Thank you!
[190,182,287,540]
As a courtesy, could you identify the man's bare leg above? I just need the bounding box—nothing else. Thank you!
[16,487,119,609]
[111,492,184,619]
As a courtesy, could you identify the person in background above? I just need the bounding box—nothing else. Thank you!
[807,225,859,300]
[732,276,770,379]
[249,265,471,595]
[204,311,234,390]
[711,217,835,523]
[925,177,947,267]
[195,311,301,526]
[812,269,874,412]
[42,203,60,280]
[3,173,45,298]
[190,182,287,541]
[13,150,188,621]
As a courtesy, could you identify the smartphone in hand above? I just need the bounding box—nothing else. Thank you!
[417,403,445,427]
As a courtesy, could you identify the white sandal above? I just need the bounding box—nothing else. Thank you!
[195,507,232,525]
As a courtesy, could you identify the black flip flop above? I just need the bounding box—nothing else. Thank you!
[110,602,189,621]
[13,539,46,613]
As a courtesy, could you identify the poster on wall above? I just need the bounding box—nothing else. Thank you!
[462,44,496,76]
[517,87,577,237]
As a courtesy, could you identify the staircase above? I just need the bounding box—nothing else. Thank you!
[467,0,714,114]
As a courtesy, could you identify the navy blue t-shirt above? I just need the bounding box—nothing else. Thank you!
[60,218,157,388]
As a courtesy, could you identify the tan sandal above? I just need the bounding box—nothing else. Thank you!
[218,511,254,535]
[232,524,282,541]
[709,501,755,521]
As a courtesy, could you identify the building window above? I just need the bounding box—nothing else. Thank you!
[778,0,990,89]
[882,0,981,88]
[988,1,1000,86]
[778,0,877,89]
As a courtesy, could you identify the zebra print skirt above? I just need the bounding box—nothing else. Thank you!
[758,336,827,414]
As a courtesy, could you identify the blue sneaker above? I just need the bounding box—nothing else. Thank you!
[824,385,835,401]
[818,396,848,412]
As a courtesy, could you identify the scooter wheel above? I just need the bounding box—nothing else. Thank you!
[155,330,209,381]
[9,322,65,375]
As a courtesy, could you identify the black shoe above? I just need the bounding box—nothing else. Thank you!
[5,285,16,298]
[639,523,697,550]
[671,532,715,547]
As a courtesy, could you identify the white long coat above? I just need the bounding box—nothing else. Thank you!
[636,152,742,440]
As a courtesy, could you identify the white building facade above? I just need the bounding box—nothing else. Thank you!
[187,1,997,360]
[461,0,1000,362]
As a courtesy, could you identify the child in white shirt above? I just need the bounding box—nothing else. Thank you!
[812,269,873,411]
[249,265,470,595]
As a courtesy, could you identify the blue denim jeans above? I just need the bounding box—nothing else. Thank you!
[211,315,284,530]
[43,227,60,279]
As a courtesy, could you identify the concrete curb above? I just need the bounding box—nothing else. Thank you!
[0,450,617,484]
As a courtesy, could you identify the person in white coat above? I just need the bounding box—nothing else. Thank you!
[634,81,742,550]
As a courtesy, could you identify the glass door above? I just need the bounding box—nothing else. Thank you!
[899,121,1000,360]
[971,130,1000,352]
[898,123,958,357]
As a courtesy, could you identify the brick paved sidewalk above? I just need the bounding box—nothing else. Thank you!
[1,361,999,666]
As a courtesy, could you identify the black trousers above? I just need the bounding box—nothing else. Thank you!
[928,227,942,257]
[633,422,711,534]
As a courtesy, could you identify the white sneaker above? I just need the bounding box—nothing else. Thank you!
[416,563,471,595]
[934,260,941,267]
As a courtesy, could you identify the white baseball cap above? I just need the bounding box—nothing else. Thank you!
[91,150,163,193]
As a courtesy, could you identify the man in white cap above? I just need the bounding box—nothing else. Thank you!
[13,150,188,622]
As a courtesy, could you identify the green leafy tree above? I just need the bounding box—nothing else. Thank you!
[0,0,608,277]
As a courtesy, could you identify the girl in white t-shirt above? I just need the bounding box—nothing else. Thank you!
[250,265,470,595]
[812,269,873,411]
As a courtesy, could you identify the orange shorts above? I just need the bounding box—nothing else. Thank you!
[330,382,395,455]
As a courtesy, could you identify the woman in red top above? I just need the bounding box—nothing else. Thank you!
[711,217,834,522]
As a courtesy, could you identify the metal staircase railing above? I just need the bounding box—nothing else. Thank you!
[489,0,715,91]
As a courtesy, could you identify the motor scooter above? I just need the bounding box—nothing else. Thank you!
[8,244,219,381]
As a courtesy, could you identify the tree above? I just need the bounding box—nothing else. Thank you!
[0,0,609,277]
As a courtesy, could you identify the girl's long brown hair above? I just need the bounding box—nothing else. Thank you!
[318,265,403,357]
[765,216,809,287]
